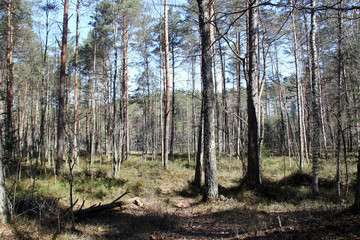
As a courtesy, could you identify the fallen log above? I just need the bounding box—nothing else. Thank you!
[73,189,136,217]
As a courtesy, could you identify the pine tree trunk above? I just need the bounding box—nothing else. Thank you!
[112,19,119,177]
[170,45,175,158]
[90,37,97,188]
[163,0,170,169]
[194,99,203,188]
[56,0,69,176]
[197,0,218,201]
[74,0,80,166]
[121,14,130,161]
[5,0,14,162]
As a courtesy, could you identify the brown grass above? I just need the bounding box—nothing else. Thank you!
[3,152,360,239]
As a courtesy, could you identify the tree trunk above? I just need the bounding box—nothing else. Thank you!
[353,110,360,213]
[197,0,218,201]
[74,0,80,166]
[336,3,343,197]
[56,0,69,176]
[163,0,170,169]
[194,99,203,188]
[112,14,120,177]
[191,55,197,153]
[5,0,14,162]
[246,0,261,187]
[90,36,97,189]
[209,2,221,160]
[0,144,8,223]
[236,29,246,177]
[218,40,230,166]
[170,42,175,158]
[121,14,130,161]
[290,0,305,170]
[310,0,320,195]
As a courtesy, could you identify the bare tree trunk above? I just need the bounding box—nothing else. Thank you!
[112,13,120,177]
[90,35,97,189]
[121,14,130,161]
[236,29,246,177]
[163,0,170,169]
[5,0,14,163]
[290,0,305,170]
[170,44,175,158]
[194,99,203,188]
[197,0,218,201]
[74,0,80,167]
[310,0,320,195]
[353,110,360,213]
[336,2,343,197]
[191,55,197,153]
[0,143,8,223]
[246,0,261,187]
[209,2,221,160]
[218,41,230,167]
[56,0,69,176]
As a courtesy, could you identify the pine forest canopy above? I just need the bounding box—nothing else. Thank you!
[1,0,360,227]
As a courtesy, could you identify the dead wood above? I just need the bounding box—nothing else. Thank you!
[71,190,145,218]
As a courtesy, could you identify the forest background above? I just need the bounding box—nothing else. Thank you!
[1,0,360,239]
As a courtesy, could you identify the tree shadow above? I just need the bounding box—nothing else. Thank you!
[77,203,360,239]
[215,171,353,205]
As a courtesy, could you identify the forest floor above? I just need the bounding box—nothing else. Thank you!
[2,152,360,239]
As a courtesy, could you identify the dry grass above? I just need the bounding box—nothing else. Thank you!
[4,151,360,239]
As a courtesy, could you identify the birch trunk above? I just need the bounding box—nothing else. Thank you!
[310,0,321,195]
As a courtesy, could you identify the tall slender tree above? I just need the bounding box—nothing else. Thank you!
[163,0,171,169]
[74,0,81,166]
[0,149,7,223]
[310,0,320,195]
[197,0,218,201]
[56,0,69,176]
[246,0,261,187]
[5,0,14,161]
[290,0,305,171]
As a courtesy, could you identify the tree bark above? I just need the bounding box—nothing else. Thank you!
[194,99,203,188]
[336,2,343,197]
[121,14,130,161]
[56,0,69,176]
[354,110,360,213]
[0,145,8,223]
[290,0,305,171]
[163,0,171,169]
[170,39,175,158]
[246,0,261,187]
[74,0,80,166]
[5,0,14,162]
[209,2,221,159]
[310,0,321,195]
[218,40,230,165]
[197,0,218,201]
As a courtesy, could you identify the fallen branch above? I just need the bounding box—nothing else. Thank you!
[73,189,130,217]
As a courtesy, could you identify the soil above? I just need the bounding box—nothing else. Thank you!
[91,183,360,239]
